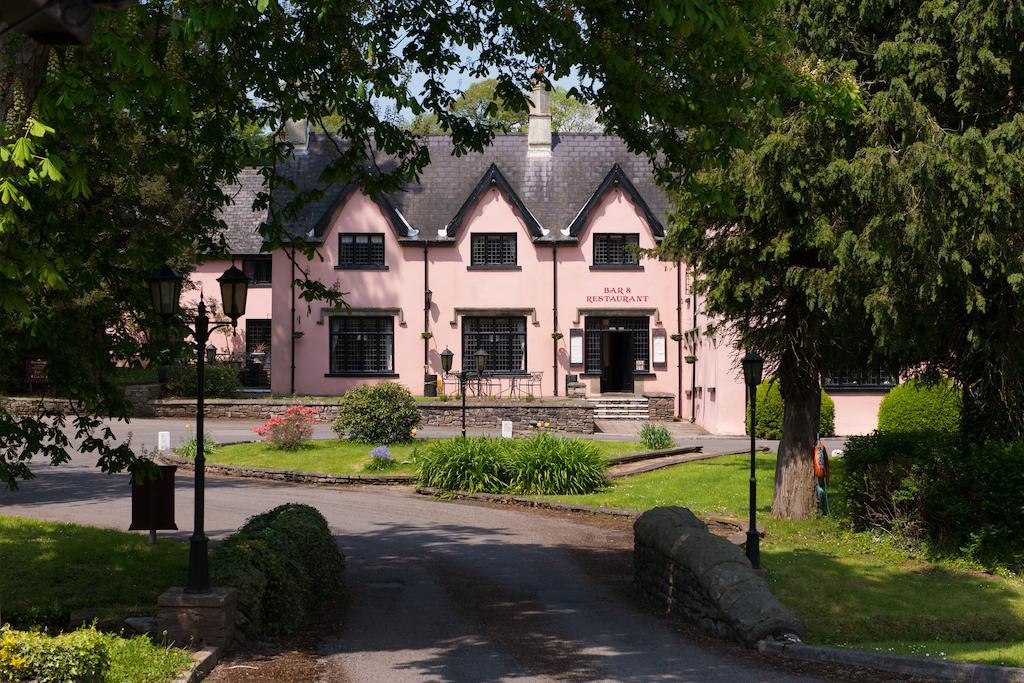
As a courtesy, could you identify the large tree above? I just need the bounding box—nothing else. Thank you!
[661,0,1024,518]
[1,0,789,488]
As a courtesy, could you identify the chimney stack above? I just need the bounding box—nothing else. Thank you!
[527,67,551,157]
[283,118,309,153]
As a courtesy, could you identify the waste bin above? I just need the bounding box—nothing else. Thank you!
[565,374,578,395]
[424,373,438,397]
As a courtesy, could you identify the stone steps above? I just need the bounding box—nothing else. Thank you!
[587,396,650,420]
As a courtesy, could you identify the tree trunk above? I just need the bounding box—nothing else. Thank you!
[0,35,50,124]
[771,388,820,518]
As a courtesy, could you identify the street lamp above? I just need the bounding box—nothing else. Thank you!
[741,349,764,570]
[148,264,249,593]
[439,347,488,438]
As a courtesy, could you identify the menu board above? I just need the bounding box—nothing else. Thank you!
[652,329,667,365]
[569,328,584,365]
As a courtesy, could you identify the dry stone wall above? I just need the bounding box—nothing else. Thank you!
[634,506,803,646]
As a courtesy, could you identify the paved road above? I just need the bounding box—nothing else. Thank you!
[1,419,827,682]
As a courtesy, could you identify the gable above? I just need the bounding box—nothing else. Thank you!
[444,163,546,239]
[565,164,665,240]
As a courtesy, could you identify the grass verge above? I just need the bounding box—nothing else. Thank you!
[538,454,1024,668]
[209,437,641,476]
[0,515,187,629]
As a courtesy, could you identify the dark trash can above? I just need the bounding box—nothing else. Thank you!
[424,373,438,397]
[565,374,578,395]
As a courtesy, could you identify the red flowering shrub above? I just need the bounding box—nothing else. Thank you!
[253,406,318,450]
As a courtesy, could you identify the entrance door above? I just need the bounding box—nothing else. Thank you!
[600,331,635,393]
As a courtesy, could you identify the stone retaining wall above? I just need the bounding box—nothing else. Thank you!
[1,384,162,418]
[158,452,416,486]
[634,506,803,646]
[152,398,597,434]
[643,392,676,421]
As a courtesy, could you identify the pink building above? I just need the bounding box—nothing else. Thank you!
[208,89,890,435]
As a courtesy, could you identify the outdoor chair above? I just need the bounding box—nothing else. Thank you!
[516,371,542,398]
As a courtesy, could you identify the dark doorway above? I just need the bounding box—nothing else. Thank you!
[601,331,634,393]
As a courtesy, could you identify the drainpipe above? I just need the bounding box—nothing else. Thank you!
[676,260,682,420]
[423,244,430,366]
[690,269,697,423]
[289,252,296,396]
[552,240,559,397]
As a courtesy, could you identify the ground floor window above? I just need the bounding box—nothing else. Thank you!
[329,316,394,375]
[461,316,526,374]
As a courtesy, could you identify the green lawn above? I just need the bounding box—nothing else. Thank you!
[0,516,193,682]
[540,454,1024,669]
[208,437,642,476]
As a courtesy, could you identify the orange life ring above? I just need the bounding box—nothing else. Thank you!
[813,441,829,485]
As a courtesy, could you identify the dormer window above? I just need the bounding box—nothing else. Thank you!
[338,234,385,269]
[593,234,640,267]
[470,233,517,268]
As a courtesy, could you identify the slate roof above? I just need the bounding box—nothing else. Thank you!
[221,132,671,250]
[218,167,269,255]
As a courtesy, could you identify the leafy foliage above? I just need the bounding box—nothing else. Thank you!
[841,433,1024,570]
[332,382,420,444]
[877,379,962,435]
[253,406,318,451]
[639,423,673,450]
[164,362,241,399]
[176,436,219,460]
[211,503,345,638]
[0,625,108,682]
[745,379,835,439]
[417,434,608,495]
[365,444,395,471]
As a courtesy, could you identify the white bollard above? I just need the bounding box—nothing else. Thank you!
[501,421,513,439]
[831,449,844,458]
[157,431,171,452]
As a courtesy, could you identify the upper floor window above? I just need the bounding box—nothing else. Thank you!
[242,256,272,286]
[470,233,517,268]
[593,234,640,267]
[338,234,385,268]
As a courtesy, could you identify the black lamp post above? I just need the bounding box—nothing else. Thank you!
[148,264,248,593]
[741,349,764,570]
[439,347,489,438]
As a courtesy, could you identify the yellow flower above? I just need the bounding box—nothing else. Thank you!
[411,428,418,437]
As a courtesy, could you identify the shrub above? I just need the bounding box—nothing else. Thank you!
[877,378,961,434]
[366,445,395,471]
[745,378,835,438]
[842,433,1024,569]
[332,382,420,444]
[211,503,345,638]
[253,406,318,450]
[639,423,673,450]
[417,435,609,495]
[165,362,241,398]
[417,437,514,493]
[177,436,219,460]
[508,434,607,495]
[0,625,108,682]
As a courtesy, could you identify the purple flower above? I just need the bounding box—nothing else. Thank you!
[370,445,392,461]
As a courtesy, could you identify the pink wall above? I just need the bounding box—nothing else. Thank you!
[831,391,885,435]
[183,260,274,358]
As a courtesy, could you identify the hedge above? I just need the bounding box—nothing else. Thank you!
[877,378,961,434]
[164,362,241,398]
[332,382,420,444]
[745,379,835,439]
[0,626,107,682]
[841,433,1024,569]
[211,503,345,640]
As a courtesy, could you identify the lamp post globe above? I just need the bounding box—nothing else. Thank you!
[147,266,183,321]
[440,347,454,374]
[742,350,764,388]
[474,348,489,373]
[216,265,249,326]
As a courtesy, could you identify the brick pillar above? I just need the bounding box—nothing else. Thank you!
[157,587,238,648]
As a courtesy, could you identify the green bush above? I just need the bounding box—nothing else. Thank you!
[332,382,420,444]
[639,423,673,450]
[509,434,607,495]
[0,625,108,682]
[842,433,1024,569]
[877,378,961,434]
[417,435,608,495]
[745,378,835,438]
[176,436,219,460]
[417,437,514,493]
[164,362,241,398]
[211,503,345,638]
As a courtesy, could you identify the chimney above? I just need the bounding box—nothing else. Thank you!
[283,118,309,153]
[527,67,551,157]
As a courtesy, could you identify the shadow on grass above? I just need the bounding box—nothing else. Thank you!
[763,545,1024,646]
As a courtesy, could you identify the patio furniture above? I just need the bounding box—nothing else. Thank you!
[516,371,542,398]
